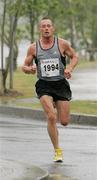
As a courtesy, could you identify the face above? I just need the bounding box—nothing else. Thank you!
[39,19,55,38]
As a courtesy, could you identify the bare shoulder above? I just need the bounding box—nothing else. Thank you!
[58,38,72,56]
[58,38,71,49]
[58,37,77,58]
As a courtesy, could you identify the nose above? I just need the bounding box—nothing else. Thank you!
[45,26,49,30]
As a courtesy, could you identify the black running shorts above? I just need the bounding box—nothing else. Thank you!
[35,79,72,101]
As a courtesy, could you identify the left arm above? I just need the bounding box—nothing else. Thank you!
[62,40,78,79]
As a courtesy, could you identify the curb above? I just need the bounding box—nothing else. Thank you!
[0,105,97,126]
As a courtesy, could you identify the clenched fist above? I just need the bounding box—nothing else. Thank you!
[64,67,72,79]
[22,64,37,74]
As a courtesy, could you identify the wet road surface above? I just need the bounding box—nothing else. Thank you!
[0,114,97,180]
[69,68,97,100]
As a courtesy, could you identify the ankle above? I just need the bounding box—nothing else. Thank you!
[55,147,62,151]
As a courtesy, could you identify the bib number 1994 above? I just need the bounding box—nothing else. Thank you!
[41,58,60,77]
[44,63,59,72]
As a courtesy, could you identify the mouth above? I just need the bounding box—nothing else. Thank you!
[45,32,49,34]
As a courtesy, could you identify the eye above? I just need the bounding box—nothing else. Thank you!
[42,25,46,28]
[47,24,51,28]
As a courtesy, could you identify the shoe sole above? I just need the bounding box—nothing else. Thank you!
[54,159,63,163]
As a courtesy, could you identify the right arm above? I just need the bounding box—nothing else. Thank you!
[22,43,36,74]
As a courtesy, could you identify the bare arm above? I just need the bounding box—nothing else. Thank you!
[64,42,78,71]
[22,43,36,74]
[60,39,78,79]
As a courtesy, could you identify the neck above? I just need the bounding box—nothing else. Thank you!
[40,36,54,44]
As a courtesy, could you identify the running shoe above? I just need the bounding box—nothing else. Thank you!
[53,148,63,162]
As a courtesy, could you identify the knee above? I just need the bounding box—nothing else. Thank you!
[47,112,57,123]
[61,121,69,126]
[60,116,70,126]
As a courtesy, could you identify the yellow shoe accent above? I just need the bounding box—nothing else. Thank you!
[53,148,63,162]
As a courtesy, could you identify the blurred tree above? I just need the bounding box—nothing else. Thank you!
[72,0,97,60]
[0,0,22,93]
[0,0,97,94]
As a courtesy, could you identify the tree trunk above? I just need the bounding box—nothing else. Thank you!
[27,0,36,43]
[29,12,35,43]
[88,49,95,61]
[0,0,22,93]
[9,0,22,89]
[0,0,7,93]
[13,41,18,70]
[69,17,76,48]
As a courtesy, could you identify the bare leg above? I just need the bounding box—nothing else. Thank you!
[40,95,60,150]
[56,100,70,126]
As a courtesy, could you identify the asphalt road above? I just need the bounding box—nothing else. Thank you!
[0,114,97,180]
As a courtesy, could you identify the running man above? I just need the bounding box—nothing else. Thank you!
[22,17,78,162]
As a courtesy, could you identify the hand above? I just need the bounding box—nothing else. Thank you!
[64,68,72,79]
[29,64,37,74]
[22,64,36,74]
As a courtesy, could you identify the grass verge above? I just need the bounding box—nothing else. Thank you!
[14,100,97,115]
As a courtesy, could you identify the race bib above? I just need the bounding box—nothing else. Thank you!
[40,58,60,77]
